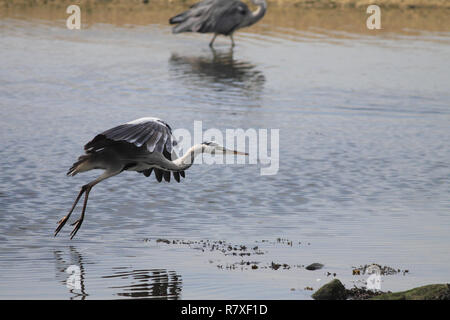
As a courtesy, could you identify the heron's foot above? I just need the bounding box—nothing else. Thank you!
[209,34,217,48]
[54,216,69,237]
[230,35,235,48]
[69,218,84,240]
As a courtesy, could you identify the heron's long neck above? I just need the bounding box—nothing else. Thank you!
[249,0,267,26]
[164,144,204,171]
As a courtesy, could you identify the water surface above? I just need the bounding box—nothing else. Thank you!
[0,5,449,299]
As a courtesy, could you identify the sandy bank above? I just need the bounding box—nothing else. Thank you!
[1,0,450,9]
[1,0,449,35]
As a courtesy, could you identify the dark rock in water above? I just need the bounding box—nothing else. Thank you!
[306,263,324,270]
[312,279,347,300]
[370,284,450,300]
[156,238,170,244]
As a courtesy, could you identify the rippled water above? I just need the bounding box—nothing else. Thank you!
[0,7,450,299]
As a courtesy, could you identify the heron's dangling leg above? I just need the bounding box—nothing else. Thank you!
[209,34,218,48]
[69,184,92,239]
[54,185,88,237]
[55,169,120,239]
[230,34,235,48]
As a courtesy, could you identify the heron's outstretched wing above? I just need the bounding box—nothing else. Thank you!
[84,117,185,182]
[149,145,181,183]
[85,117,176,154]
[170,0,250,35]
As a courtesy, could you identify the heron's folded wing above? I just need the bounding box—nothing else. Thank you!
[171,0,247,34]
[195,0,249,34]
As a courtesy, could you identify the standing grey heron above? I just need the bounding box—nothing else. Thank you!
[169,0,267,47]
[54,117,248,239]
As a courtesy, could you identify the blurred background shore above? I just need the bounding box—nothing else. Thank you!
[1,0,449,34]
[1,0,450,9]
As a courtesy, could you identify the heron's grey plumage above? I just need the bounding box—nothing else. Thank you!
[80,117,184,183]
[169,0,267,47]
[85,117,176,154]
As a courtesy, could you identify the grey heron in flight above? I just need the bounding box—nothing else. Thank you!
[169,0,267,47]
[55,117,248,239]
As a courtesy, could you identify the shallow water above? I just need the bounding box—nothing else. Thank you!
[0,5,449,299]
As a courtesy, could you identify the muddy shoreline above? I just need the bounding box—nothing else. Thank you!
[148,237,450,299]
[313,279,450,300]
[1,0,450,9]
[1,1,449,35]
[145,237,424,297]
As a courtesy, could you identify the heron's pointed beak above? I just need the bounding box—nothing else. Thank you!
[221,147,248,156]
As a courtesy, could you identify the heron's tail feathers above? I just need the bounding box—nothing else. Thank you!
[67,154,93,176]
[169,10,201,34]
[170,14,191,34]
[169,12,188,26]
[169,15,180,25]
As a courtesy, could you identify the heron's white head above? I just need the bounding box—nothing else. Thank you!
[201,142,248,156]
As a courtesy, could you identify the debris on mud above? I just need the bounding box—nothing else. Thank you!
[351,263,409,276]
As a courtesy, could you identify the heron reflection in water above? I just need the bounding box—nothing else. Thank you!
[103,268,182,299]
[169,48,265,102]
[54,248,182,299]
[54,247,88,300]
